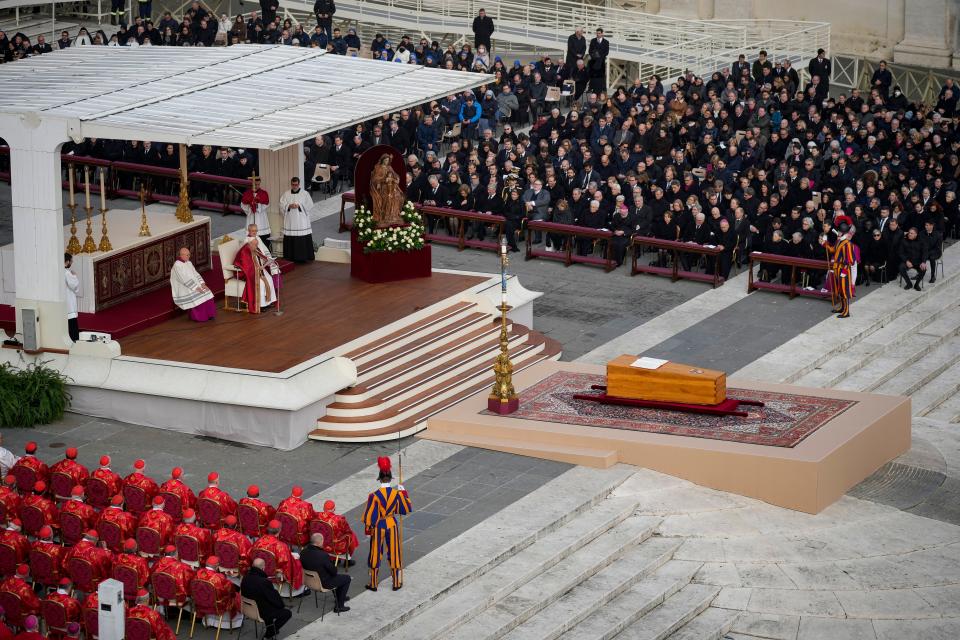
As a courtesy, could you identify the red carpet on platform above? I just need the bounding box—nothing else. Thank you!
[487,371,857,448]
[0,256,294,340]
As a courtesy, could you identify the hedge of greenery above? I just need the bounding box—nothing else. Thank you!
[0,361,71,427]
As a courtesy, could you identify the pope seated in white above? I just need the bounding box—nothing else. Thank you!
[170,247,217,322]
[233,224,281,313]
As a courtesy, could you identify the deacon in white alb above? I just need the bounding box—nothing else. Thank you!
[279,176,315,263]
[170,247,217,322]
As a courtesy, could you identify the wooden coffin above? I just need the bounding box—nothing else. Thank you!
[606,355,726,405]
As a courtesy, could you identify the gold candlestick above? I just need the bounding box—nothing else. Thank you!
[80,166,97,253]
[175,177,194,223]
[66,203,82,255]
[98,206,112,252]
[138,186,152,237]
[488,236,519,414]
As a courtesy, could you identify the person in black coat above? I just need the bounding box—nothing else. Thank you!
[808,49,831,90]
[898,227,928,291]
[241,558,292,639]
[472,8,494,51]
[921,220,943,283]
[566,28,586,65]
[300,533,351,612]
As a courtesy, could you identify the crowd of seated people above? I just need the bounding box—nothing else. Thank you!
[1,8,956,291]
[0,442,358,639]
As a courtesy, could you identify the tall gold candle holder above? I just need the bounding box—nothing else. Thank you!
[65,164,81,254]
[80,166,97,253]
[488,236,519,414]
[138,186,152,237]
[98,167,112,251]
[175,177,194,223]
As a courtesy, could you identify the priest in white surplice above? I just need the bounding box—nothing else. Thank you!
[234,224,281,313]
[280,176,315,263]
[171,247,217,322]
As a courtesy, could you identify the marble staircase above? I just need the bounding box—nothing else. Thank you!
[290,465,736,640]
[309,301,561,442]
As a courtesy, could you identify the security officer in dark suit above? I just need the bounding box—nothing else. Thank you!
[300,533,351,613]
[241,558,292,639]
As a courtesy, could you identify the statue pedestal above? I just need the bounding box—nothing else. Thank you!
[350,232,432,283]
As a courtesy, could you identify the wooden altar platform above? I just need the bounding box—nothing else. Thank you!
[119,263,489,373]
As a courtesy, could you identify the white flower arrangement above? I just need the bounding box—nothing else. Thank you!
[354,201,426,253]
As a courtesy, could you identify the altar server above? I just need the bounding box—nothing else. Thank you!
[279,177,314,263]
[170,248,217,322]
[240,176,271,245]
[233,225,280,313]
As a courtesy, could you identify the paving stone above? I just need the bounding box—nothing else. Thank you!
[873,618,960,640]
[796,617,878,640]
[746,588,845,617]
[730,612,801,640]
[665,606,738,640]
[709,587,752,611]
[835,588,941,619]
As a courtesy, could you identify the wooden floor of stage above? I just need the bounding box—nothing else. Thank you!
[119,263,489,373]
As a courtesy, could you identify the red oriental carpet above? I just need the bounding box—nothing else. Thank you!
[0,256,294,340]
[487,371,856,448]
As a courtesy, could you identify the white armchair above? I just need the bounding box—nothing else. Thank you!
[217,239,246,312]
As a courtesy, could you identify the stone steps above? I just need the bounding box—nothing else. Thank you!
[662,607,739,640]
[444,526,674,640]
[293,465,638,640]
[905,358,960,417]
[793,282,960,390]
[736,242,960,385]
[863,336,960,397]
[924,391,960,423]
[499,539,683,640]
[382,498,650,640]
[558,569,715,640]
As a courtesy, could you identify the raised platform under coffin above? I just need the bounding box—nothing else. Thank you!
[421,360,911,513]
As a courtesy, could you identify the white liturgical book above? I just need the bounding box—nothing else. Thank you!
[630,357,668,370]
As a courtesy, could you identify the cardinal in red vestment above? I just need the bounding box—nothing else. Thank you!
[0,520,30,569]
[60,486,99,545]
[48,449,89,503]
[197,473,236,530]
[12,615,42,640]
[41,578,81,637]
[213,516,251,575]
[97,496,137,553]
[113,539,150,598]
[276,486,315,548]
[87,457,122,511]
[0,566,40,627]
[137,496,176,554]
[0,476,22,524]
[29,526,66,587]
[173,509,213,566]
[249,521,303,590]
[19,482,59,538]
[150,545,196,607]
[237,486,275,538]
[313,499,359,558]
[63,530,113,593]
[10,443,48,495]
[122,460,159,516]
[191,557,241,632]
[158,468,195,522]
[127,590,176,640]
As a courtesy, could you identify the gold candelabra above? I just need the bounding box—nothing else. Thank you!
[65,163,81,254]
[97,167,112,251]
[488,235,519,414]
[175,176,194,223]
[138,186,152,237]
[80,166,97,253]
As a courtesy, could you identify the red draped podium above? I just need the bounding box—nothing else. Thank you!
[350,233,431,283]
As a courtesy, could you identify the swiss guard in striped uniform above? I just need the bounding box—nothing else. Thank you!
[362,456,412,591]
[824,214,855,319]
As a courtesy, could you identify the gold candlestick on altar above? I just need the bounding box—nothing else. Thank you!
[80,166,98,253]
[65,164,81,254]
[138,186,152,237]
[97,169,112,251]
[488,235,519,414]
[174,177,194,223]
